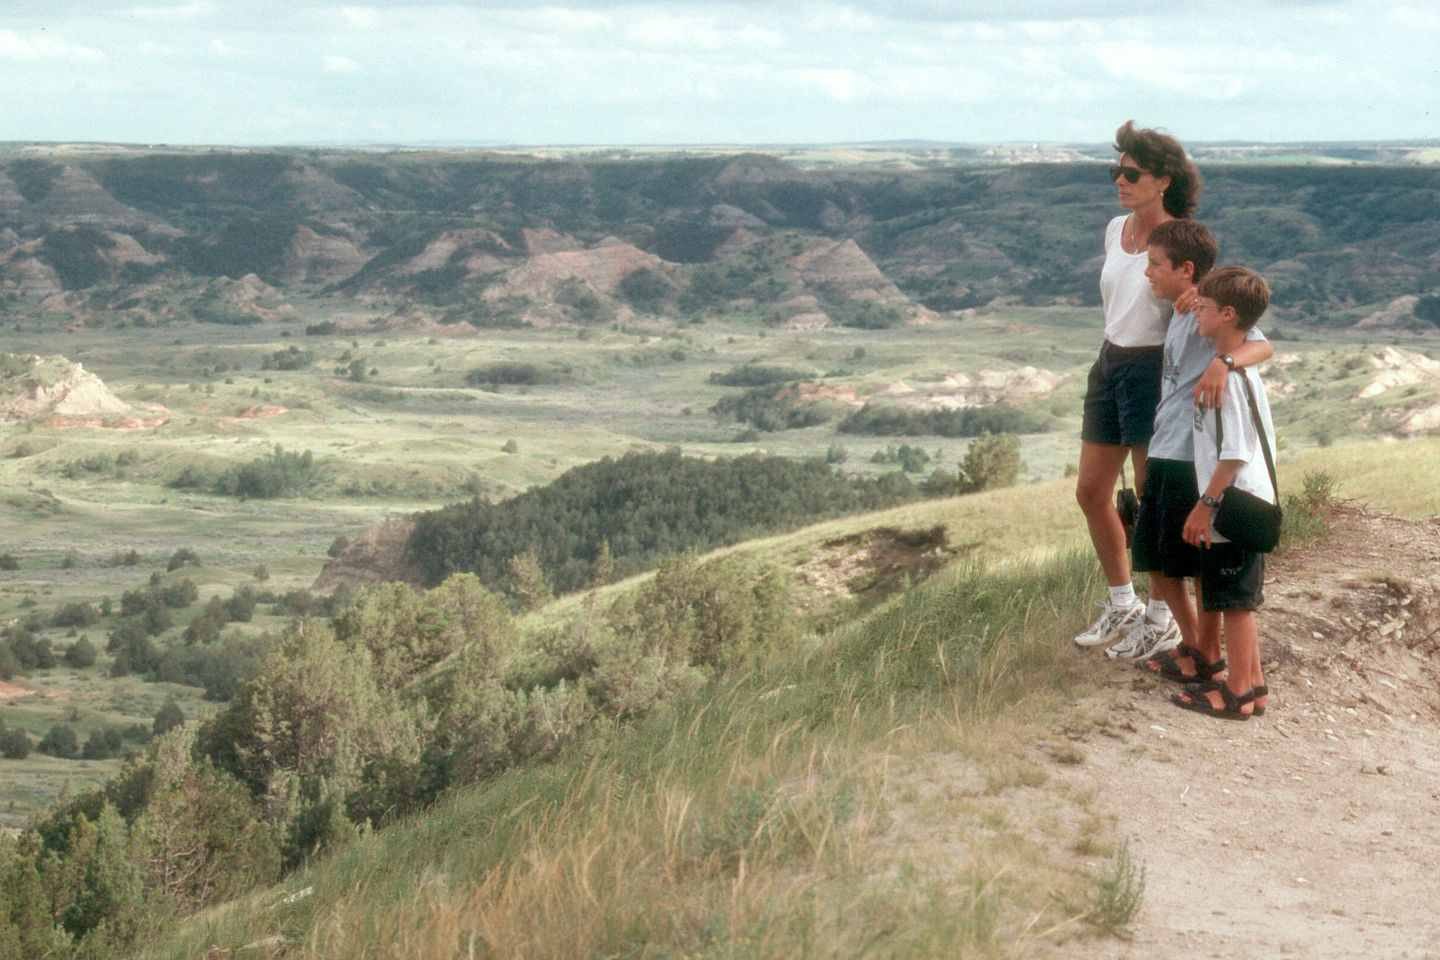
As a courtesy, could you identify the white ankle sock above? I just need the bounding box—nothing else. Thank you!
[1146,599,1171,624]
[1108,584,1136,608]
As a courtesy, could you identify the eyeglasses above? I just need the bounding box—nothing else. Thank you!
[1109,164,1146,184]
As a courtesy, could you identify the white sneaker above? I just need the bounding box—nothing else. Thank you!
[1073,599,1146,647]
[1107,618,1181,661]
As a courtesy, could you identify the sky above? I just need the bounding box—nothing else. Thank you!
[1,0,1437,147]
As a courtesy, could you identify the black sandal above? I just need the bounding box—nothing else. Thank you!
[1137,643,1225,684]
[1184,680,1268,716]
[1171,684,1257,721]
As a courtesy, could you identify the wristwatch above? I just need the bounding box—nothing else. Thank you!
[1219,354,1235,369]
[1200,493,1223,508]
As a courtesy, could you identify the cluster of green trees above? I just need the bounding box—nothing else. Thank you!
[170,446,319,499]
[259,345,314,371]
[0,553,796,957]
[710,384,844,432]
[406,450,924,596]
[708,363,812,387]
[465,360,575,390]
[837,401,1050,438]
[0,624,62,682]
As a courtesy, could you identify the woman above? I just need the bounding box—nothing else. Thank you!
[1072,121,1203,649]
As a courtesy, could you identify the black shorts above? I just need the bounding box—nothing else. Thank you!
[1199,543,1265,611]
[1081,341,1164,448]
[1132,458,1204,579]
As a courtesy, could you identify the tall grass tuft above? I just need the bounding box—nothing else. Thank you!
[1087,839,1146,936]
[1280,469,1341,548]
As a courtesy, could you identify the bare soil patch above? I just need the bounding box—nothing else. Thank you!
[1038,504,1440,958]
[795,524,957,609]
[0,680,35,701]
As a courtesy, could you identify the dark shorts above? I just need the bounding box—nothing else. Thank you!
[1199,543,1265,611]
[1132,458,1204,579]
[1081,341,1164,447]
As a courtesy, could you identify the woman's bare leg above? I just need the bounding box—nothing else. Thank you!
[1076,440,1143,587]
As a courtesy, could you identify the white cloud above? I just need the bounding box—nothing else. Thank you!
[128,0,216,21]
[0,28,104,61]
[341,6,382,30]
[0,0,1435,144]
[789,67,865,103]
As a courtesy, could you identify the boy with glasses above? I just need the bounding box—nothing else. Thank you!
[1170,267,1277,719]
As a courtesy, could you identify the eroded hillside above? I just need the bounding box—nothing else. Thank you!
[3,149,1438,332]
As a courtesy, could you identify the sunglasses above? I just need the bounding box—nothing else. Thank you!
[1109,164,1146,184]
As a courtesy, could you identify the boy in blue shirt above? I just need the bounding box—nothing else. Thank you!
[1115,221,1272,671]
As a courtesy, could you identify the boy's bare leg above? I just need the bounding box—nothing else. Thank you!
[1140,577,1220,678]
[1194,609,1260,714]
[1194,579,1224,666]
[1148,573,1195,641]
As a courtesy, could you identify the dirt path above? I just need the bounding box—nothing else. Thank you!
[1045,505,1440,959]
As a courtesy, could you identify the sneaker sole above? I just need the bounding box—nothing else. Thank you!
[1115,628,1181,662]
[1074,610,1145,647]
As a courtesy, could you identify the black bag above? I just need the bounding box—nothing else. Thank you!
[1116,464,1139,548]
[1211,376,1282,553]
[1213,486,1282,552]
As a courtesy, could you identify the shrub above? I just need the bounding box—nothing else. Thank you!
[38,723,80,758]
[64,637,99,669]
[957,431,1024,494]
[591,553,795,718]
[153,696,185,736]
[82,726,126,760]
[0,725,32,759]
[617,267,675,313]
[167,547,201,571]
[1412,293,1440,327]
[51,602,100,629]
[214,446,318,499]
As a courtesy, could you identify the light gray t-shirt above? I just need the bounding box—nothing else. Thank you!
[1150,312,1268,461]
[1193,367,1278,544]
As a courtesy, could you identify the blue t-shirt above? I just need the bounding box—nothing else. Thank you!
[1149,311,1267,461]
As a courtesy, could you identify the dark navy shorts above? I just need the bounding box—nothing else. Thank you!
[1132,458,1205,579]
[1081,341,1164,448]
[1200,543,1265,611]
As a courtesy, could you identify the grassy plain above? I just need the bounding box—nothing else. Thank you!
[2,299,1437,831]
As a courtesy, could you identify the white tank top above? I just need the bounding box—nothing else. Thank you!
[1099,215,1171,348]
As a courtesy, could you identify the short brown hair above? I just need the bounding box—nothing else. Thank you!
[1198,265,1270,329]
[1115,120,1203,218]
[1147,219,1218,282]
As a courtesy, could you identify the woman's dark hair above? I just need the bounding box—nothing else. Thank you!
[1115,120,1203,218]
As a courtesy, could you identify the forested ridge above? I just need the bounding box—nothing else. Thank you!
[406,449,923,594]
